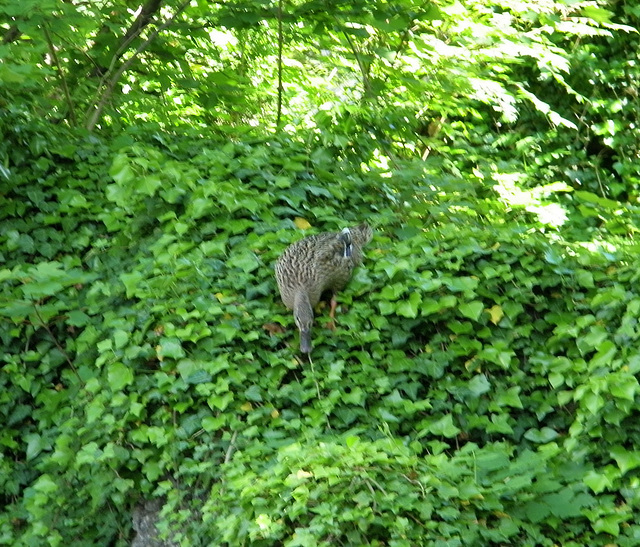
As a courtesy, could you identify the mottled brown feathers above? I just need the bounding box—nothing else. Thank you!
[275,223,373,353]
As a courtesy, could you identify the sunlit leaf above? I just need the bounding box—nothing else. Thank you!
[294,217,312,230]
[487,305,504,325]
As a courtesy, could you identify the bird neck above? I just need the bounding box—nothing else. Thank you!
[294,290,312,313]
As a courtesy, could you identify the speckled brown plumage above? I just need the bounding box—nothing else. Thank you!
[275,223,373,353]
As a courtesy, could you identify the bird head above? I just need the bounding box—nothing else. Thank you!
[339,227,353,258]
[293,293,314,353]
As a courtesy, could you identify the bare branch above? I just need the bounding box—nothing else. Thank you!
[43,23,77,126]
[276,0,284,130]
[85,0,192,131]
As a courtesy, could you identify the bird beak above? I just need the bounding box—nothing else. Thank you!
[341,227,353,258]
[300,330,312,353]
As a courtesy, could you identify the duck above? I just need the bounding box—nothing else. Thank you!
[275,223,373,353]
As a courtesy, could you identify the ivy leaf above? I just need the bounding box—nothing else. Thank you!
[294,217,312,230]
[67,310,90,327]
[610,446,640,474]
[468,374,491,397]
[584,470,612,493]
[158,338,186,360]
[26,433,46,461]
[592,515,621,536]
[245,385,263,402]
[442,277,478,293]
[608,375,638,401]
[120,271,145,298]
[487,304,504,325]
[107,362,134,391]
[575,269,594,288]
[397,292,422,318]
[524,427,559,443]
[33,474,59,494]
[428,414,461,438]
[458,301,484,321]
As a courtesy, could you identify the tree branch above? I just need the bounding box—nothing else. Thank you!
[117,0,163,60]
[341,29,372,99]
[43,23,77,126]
[85,0,191,131]
[276,0,284,129]
[2,24,20,44]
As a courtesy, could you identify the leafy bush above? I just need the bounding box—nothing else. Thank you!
[3,124,640,545]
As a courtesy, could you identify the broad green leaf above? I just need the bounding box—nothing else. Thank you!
[107,362,134,391]
[227,251,260,273]
[443,277,479,292]
[589,340,616,368]
[496,386,523,408]
[584,470,612,493]
[580,390,605,414]
[113,329,129,349]
[67,310,90,326]
[523,427,559,444]
[379,283,405,300]
[378,408,400,422]
[109,155,135,185]
[158,338,185,360]
[120,271,145,298]
[575,269,594,288]
[479,346,513,369]
[610,446,640,474]
[208,393,234,411]
[608,375,639,401]
[577,326,609,354]
[428,414,461,438]
[33,474,59,494]
[468,374,490,397]
[26,433,46,461]
[592,515,621,536]
[202,416,226,432]
[378,300,395,315]
[397,292,422,318]
[524,501,550,523]
[245,385,263,402]
[458,301,484,321]
[421,295,457,315]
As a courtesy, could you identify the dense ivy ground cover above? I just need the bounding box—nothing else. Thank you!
[2,126,640,546]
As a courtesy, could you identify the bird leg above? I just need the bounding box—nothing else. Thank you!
[326,295,338,331]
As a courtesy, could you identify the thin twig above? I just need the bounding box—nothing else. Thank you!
[224,431,238,464]
[276,0,284,129]
[341,29,371,98]
[33,302,80,380]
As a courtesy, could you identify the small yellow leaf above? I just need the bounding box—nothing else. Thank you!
[214,292,224,302]
[271,409,280,419]
[294,217,312,230]
[241,402,253,412]
[296,469,313,479]
[488,305,504,325]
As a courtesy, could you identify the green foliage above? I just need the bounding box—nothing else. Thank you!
[3,0,640,545]
[3,123,640,544]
